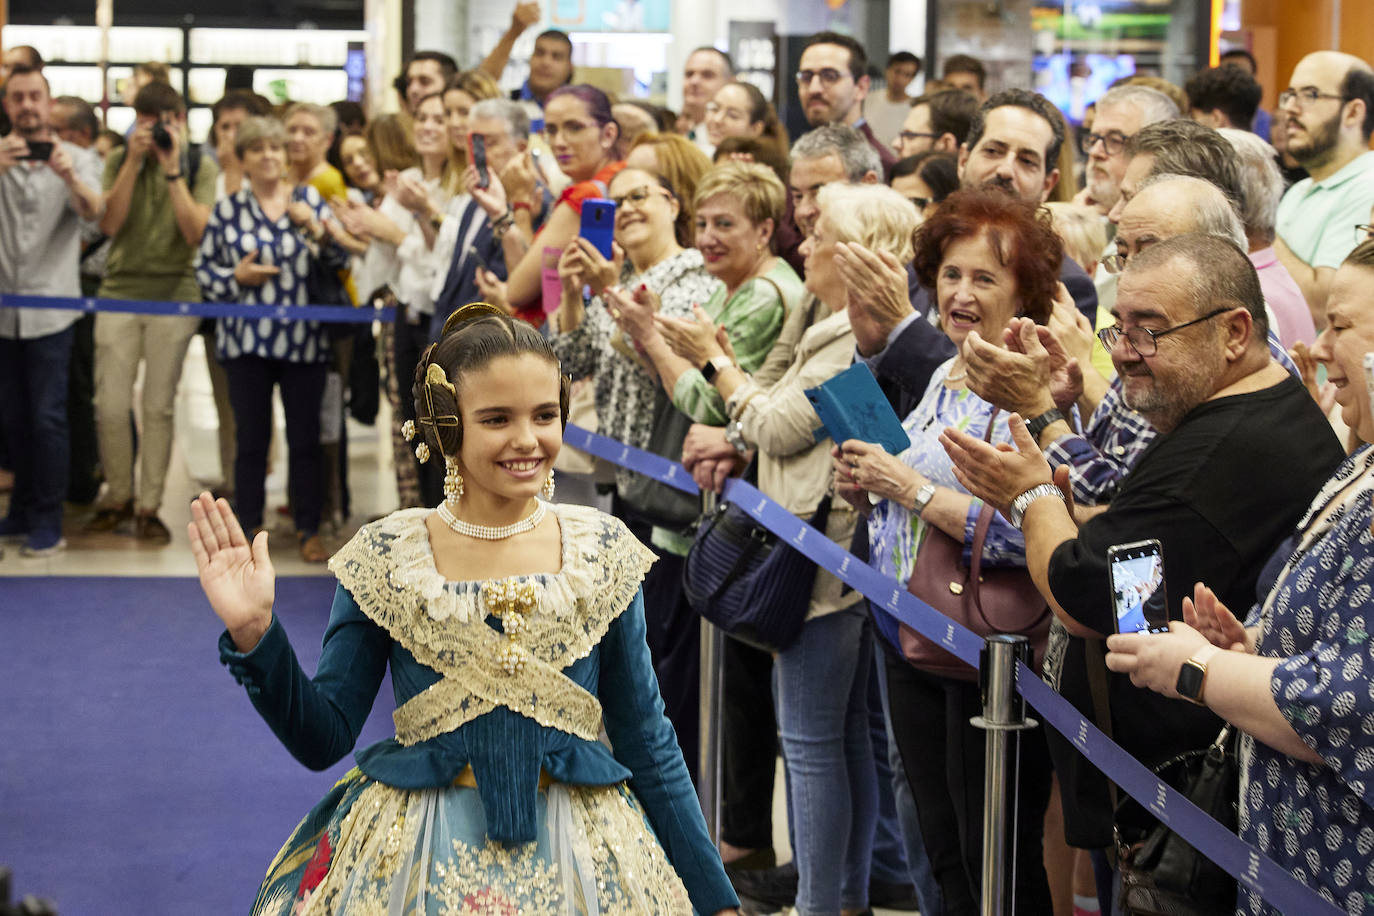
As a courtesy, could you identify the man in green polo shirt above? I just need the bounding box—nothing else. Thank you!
[1274,50,1374,328]
[86,81,217,542]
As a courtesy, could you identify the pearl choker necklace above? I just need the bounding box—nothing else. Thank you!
[437,500,547,540]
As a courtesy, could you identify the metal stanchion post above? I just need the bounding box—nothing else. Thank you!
[697,491,725,841]
[973,634,1037,916]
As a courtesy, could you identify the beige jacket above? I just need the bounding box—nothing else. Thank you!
[727,306,861,620]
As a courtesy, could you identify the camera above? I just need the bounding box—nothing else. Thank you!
[151,121,174,152]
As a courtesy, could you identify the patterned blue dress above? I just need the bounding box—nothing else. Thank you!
[1240,445,1374,915]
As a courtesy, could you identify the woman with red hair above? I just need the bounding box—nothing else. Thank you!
[834,188,1065,915]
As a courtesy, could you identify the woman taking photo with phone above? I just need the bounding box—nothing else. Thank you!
[478,84,626,325]
[191,305,739,916]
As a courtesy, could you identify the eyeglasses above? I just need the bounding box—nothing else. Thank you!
[1079,130,1132,157]
[898,130,939,144]
[610,185,671,209]
[1102,251,1129,274]
[1357,223,1374,245]
[1097,307,1234,356]
[1278,87,1345,108]
[796,68,848,87]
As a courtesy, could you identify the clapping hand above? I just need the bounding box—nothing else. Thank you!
[656,303,733,368]
[836,242,912,357]
[1290,341,1337,416]
[188,492,275,653]
[604,283,660,342]
[1182,582,1255,654]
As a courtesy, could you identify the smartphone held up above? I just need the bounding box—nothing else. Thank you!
[1108,539,1169,634]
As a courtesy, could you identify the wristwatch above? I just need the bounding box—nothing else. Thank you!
[1024,407,1065,439]
[911,482,937,516]
[700,355,733,383]
[1175,654,1211,706]
[1007,482,1063,530]
[724,419,749,455]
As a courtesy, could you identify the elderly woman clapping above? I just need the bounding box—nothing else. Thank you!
[677,182,916,915]
[836,189,1064,914]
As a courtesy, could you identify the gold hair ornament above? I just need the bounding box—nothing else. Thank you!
[440,301,506,339]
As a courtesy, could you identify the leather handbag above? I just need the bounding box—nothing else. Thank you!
[1115,727,1239,916]
[899,410,1051,680]
[682,462,832,653]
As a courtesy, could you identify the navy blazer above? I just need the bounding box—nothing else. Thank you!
[430,197,509,344]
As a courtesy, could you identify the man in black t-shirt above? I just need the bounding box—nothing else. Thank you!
[943,233,1345,848]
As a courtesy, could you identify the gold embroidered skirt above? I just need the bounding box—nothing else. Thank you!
[250,768,693,916]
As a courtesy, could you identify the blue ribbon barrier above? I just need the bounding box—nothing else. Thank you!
[0,292,396,325]
[562,422,1342,916]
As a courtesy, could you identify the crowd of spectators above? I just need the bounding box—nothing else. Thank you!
[4,13,1374,916]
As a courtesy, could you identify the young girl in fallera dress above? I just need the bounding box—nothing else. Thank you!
[190,304,739,915]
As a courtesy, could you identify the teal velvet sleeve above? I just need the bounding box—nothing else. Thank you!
[600,588,739,915]
[218,583,390,771]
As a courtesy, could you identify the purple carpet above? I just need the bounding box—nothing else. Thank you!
[0,577,396,915]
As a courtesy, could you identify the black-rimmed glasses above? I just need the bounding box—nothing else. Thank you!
[1356,223,1374,245]
[1080,130,1132,157]
[1097,307,1235,356]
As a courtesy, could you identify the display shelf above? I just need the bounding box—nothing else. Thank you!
[0,22,366,136]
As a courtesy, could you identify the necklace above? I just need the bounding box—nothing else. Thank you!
[945,363,968,383]
[437,500,546,540]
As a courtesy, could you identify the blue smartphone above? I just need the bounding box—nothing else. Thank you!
[579,198,617,260]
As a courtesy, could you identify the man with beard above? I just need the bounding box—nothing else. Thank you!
[795,31,897,171]
[1075,85,1178,216]
[0,64,103,556]
[1274,51,1374,325]
[852,89,1098,422]
[943,232,1345,874]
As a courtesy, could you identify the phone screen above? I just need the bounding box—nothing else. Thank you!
[468,133,489,189]
[1108,539,1169,634]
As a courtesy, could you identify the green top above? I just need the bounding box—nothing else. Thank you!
[670,258,805,426]
[653,259,805,556]
[98,146,218,302]
[1275,150,1374,271]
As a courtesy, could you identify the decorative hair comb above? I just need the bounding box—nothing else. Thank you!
[440,302,506,339]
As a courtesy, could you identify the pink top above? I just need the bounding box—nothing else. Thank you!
[1251,247,1315,348]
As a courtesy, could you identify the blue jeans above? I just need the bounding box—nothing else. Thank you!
[774,605,877,914]
[0,327,75,542]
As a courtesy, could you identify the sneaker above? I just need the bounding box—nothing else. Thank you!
[134,513,172,544]
[20,534,67,558]
[0,514,29,540]
[84,500,133,533]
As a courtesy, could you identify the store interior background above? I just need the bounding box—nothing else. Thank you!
[2,0,1372,146]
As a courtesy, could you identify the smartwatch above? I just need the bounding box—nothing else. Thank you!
[700,355,733,383]
[1024,407,1066,440]
[1175,655,1210,706]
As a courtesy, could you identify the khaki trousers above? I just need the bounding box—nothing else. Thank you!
[93,311,199,512]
